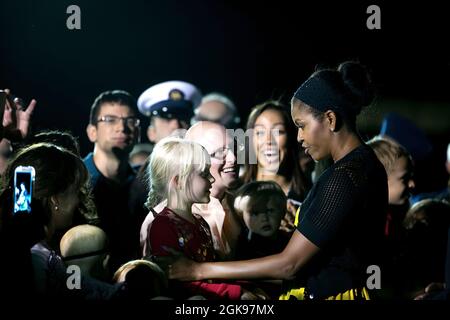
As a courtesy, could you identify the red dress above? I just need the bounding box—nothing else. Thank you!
[147,207,242,299]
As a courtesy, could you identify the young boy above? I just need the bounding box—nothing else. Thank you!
[368,136,415,236]
[233,181,292,259]
[368,135,416,298]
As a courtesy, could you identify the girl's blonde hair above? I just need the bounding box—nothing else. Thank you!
[145,137,210,209]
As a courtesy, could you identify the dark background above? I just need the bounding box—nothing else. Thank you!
[1,0,449,193]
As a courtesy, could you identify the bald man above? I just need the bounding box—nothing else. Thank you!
[140,122,243,260]
[187,122,243,260]
[60,224,110,281]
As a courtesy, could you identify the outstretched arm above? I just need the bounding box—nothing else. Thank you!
[168,230,319,281]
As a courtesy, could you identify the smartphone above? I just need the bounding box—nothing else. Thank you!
[13,166,35,215]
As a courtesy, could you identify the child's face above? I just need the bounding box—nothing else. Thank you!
[242,196,284,237]
[388,156,415,205]
[185,166,215,204]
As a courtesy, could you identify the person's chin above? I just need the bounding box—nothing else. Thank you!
[257,230,274,238]
[390,198,407,206]
[306,148,322,161]
[258,226,275,236]
[221,173,237,185]
[111,143,133,154]
[259,164,279,175]
[199,193,211,203]
[113,140,133,148]
[309,152,322,162]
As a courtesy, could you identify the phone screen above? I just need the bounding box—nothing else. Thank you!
[13,166,35,215]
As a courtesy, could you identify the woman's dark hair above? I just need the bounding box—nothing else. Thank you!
[292,61,375,132]
[26,132,98,225]
[242,100,309,200]
[30,130,81,156]
[0,143,90,297]
[0,143,89,242]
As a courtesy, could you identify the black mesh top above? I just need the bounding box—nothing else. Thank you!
[294,144,388,298]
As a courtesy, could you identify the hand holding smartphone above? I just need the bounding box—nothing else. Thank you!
[13,166,35,215]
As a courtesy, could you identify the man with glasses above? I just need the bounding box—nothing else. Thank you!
[85,90,141,271]
[187,122,243,260]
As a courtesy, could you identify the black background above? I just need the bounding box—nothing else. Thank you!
[1,0,449,193]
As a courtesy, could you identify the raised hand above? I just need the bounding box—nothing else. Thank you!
[2,89,36,141]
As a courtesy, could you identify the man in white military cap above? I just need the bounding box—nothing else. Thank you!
[138,80,202,143]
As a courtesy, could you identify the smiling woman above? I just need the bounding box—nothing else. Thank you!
[242,101,310,231]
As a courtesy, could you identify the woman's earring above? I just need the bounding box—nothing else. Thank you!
[54,205,59,211]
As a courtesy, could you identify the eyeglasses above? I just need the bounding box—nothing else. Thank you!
[96,115,140,128]
[209,142,245,161]
[209,147,231,160]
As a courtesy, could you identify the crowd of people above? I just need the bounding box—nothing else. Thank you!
[0,61,449,301]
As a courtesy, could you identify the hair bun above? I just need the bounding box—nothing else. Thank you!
[338,61,375,112]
